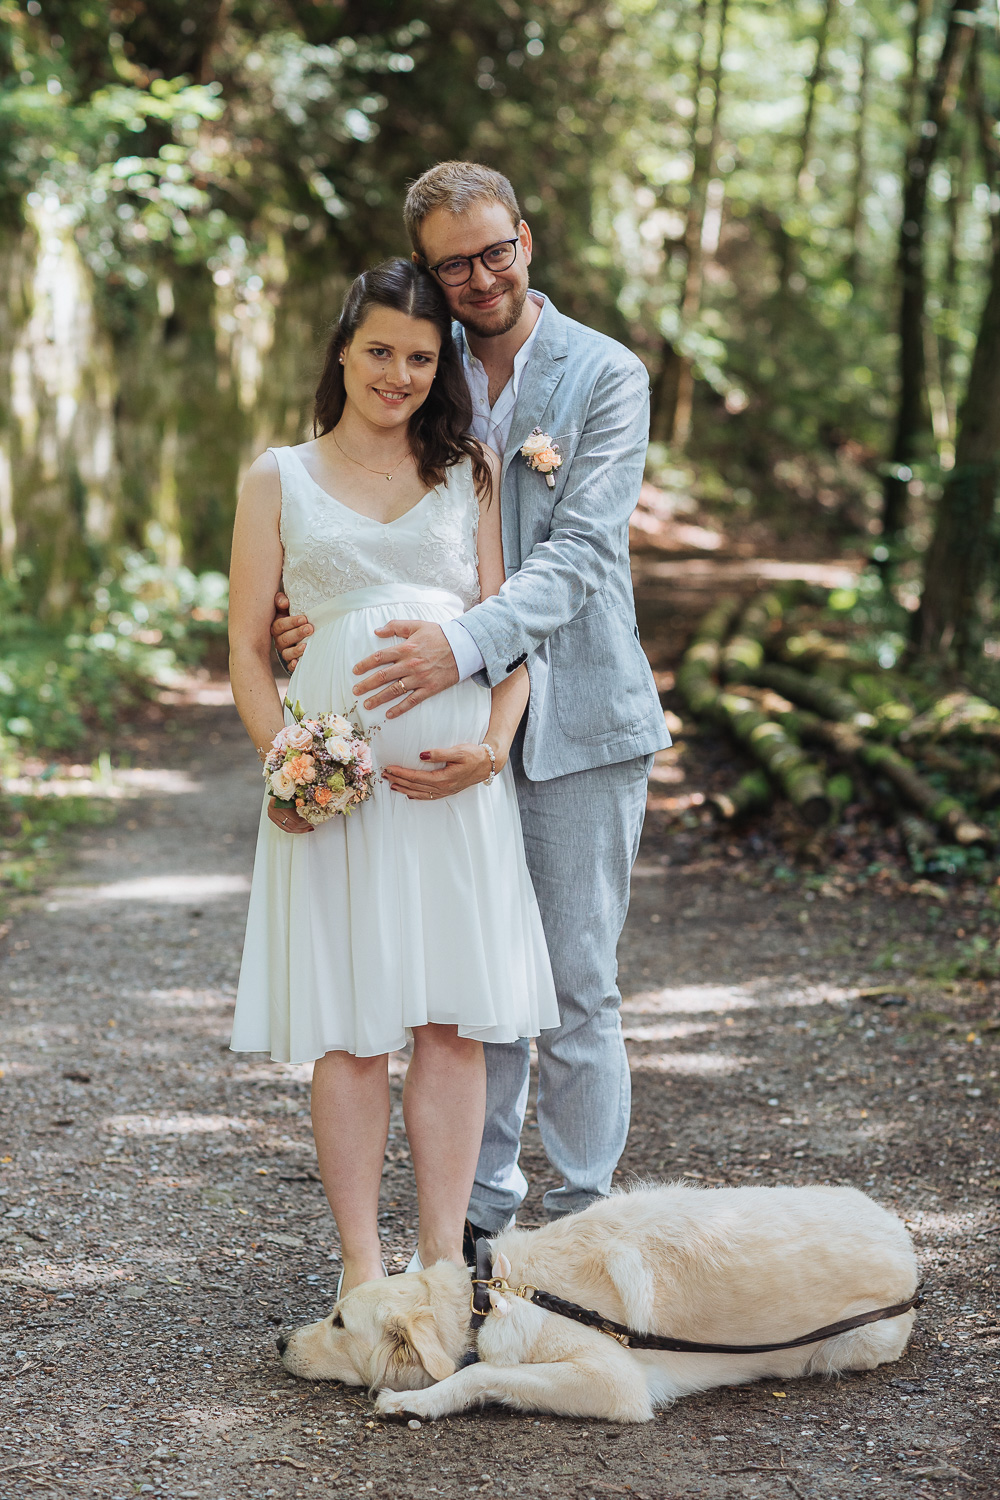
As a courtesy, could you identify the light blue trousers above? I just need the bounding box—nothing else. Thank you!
[468,751,652,1228]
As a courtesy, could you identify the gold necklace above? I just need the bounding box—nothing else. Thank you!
[332,428,413,482]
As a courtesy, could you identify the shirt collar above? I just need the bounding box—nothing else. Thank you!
[462,291,546,383]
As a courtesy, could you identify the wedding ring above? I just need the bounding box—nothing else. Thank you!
[399,678,407,694]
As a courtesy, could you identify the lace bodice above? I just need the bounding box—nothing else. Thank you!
[273,446,481,614]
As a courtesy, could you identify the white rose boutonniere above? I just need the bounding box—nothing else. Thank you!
[520,427,563,489]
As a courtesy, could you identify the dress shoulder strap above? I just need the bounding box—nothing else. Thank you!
[444,452,479,510]
[266,445,296,490]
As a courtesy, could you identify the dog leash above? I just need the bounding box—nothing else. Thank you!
[466,1239,924,1358]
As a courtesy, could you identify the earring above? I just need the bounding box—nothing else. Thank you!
[339,354,345,365]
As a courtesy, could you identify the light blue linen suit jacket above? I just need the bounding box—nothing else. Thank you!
[455,298,669,781]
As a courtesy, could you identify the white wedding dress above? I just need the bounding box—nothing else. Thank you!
[230,446,558,1062]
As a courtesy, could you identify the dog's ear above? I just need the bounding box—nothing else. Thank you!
[400,1308,456,1383]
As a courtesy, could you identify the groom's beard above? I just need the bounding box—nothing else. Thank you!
[456,279,528,340]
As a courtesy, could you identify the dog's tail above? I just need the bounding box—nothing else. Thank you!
[805,1306,917,1376]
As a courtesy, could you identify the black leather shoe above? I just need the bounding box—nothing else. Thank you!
[462,1217,490,1268]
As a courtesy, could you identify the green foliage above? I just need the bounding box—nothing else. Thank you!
[0,553,227,756]
[0,0,998,649]
[0,790,115,895]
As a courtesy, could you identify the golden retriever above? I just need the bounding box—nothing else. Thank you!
[276,1183,918,1422]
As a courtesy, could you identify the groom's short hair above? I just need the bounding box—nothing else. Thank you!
[404,162,521,256]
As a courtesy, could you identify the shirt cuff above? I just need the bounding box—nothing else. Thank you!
[441,618,487,682]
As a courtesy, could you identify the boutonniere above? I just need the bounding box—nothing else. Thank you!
[520,428,563,489]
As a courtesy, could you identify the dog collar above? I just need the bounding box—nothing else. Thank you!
[459,1239,539,1369]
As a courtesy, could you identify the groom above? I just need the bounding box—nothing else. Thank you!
[272,161,668,1241]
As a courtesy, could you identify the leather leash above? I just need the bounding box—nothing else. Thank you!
[466,1238,923,1358]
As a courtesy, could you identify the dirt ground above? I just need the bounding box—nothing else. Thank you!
[2,608,998,1498]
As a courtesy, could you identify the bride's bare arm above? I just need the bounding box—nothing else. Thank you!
[384,450,529,801]
[228,453,312,833]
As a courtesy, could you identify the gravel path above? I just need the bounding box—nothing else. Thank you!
[1,678,997,1499]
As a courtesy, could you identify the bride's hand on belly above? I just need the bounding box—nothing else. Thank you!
[383,743,494,801]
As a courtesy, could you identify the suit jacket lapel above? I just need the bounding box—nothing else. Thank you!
[501,299,569,488]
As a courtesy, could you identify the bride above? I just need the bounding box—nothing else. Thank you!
[227,259,557,1293]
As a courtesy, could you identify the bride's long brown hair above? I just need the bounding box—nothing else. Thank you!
[313,259,492,500]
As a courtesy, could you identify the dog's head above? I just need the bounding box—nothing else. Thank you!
[276,1260,472,1390]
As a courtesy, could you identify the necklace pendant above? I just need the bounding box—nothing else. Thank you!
[386,473,392,481]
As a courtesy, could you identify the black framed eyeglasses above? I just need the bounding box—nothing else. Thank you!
[427,237,520,287]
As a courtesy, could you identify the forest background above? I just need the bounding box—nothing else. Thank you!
[2,0,1000,884]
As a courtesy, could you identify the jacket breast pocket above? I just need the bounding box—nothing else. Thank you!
[549,604,654,742]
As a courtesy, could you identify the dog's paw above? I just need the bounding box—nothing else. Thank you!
[375,1389,436,1422]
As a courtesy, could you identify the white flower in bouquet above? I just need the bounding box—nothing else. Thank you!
[272,767,297,801]
[327,785,357,814]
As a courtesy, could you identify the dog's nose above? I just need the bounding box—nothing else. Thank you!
[275,1332,289,1356]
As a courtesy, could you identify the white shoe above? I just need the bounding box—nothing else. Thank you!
[405,1249,423,1273]
[335,1261,387,1298]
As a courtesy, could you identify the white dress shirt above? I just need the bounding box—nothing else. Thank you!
[441,294,546,680]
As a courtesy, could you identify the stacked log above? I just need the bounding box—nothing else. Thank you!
[677,589,995,849]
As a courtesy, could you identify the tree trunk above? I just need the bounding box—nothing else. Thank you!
[794,0,836,198]
[777,0,836,295]
[844,29,871,288]
[935,127,971,459]
[914,204,1000,662]
[881,3,975,558]
[906,0,935,134]
[651,0,728,449]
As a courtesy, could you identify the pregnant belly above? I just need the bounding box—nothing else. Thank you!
[366,677,491,771]
[289,603,491,772]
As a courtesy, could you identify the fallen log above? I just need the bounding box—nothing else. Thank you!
[742,661,874,727]
[676,598,741,717]
[680,603,832,825]
[717,692,831,825]
[902,691,1000,744]
[722,592,783,681]
[899,813,938,869]
[791,715,991,846]
[710,768,772,821]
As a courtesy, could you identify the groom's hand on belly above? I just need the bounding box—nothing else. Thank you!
[270,591,312,672]
[353,620,459,718]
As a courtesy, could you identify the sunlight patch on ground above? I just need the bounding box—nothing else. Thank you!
[0,1260,132,1291]
[158,675,237,708]
[4,766,205,800]
[622,983,759,1015]
[623,980,847,1017]
[905,1208,992,1240]
[620,1020,719,1043]
[104,1112,253,1136]
[143,986,233,1009]
[628,1050,757,1076]
[48,872,250,906]
[235,1062,314,1084]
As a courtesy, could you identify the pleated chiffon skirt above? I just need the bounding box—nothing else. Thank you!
[230,584,559,1062]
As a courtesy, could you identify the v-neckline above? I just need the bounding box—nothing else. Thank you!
[287,447,434,527]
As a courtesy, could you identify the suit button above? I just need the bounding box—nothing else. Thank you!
[506,653,527,673]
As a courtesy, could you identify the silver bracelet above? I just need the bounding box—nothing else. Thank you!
[481,741,497,786]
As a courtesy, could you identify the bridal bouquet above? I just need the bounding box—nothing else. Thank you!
[263,698,376,825]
